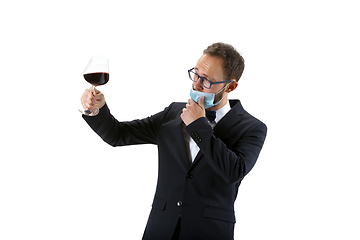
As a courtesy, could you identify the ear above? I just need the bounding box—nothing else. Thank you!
[226,80,238,93]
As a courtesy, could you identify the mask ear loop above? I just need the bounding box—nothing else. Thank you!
[213,81,233,104]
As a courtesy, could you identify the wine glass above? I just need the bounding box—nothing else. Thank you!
[79,55,109,116]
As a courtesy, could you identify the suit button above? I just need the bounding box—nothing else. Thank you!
[186,174,193,179]
[177,201,182,207]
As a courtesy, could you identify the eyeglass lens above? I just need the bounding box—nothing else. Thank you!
[189,71,211,89]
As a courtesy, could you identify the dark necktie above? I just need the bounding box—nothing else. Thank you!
[206,110,216,123]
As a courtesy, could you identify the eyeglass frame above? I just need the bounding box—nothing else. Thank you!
[188,68,233,89]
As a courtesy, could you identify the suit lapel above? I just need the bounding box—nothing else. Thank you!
[192,151,204,164]
[213,100,244,138]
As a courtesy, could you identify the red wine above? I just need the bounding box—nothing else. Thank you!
[83,72,109,86]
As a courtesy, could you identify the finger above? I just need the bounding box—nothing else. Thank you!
[94,88,101,94]
[81,93,89,109]
[87,97,93,105]
[84,102,90,110]
[91,89,97,97]
[82,98,89,110]
[199,96,205,109]
[188,98,196,104]
[193,97,204,111]
[86,88,92,95]
[82,89,95,110]
[85,97,92,108]
[80,96,86,110]
[85,89,93,99]
[95,92,104,101]
[86,90,96,101]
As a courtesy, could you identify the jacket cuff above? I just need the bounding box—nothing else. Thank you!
[185,117,213,145]
[82,103,109,121]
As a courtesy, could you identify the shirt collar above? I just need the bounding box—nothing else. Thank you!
[214,101,231,123]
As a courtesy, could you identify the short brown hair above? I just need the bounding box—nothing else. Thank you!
[203,42,245,82]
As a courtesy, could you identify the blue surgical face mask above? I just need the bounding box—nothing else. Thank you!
[190,83,230,109]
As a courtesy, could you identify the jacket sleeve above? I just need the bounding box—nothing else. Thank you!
[82,103,173,147]
[185,117,267,184]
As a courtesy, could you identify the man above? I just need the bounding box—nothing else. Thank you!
[81,43,267,240]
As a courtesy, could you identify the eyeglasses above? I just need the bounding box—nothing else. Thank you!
[188,68,232,89]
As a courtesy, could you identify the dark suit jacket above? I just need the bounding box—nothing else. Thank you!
[83,100,267,240]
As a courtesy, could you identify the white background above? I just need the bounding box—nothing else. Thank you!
[1,0,359,239]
